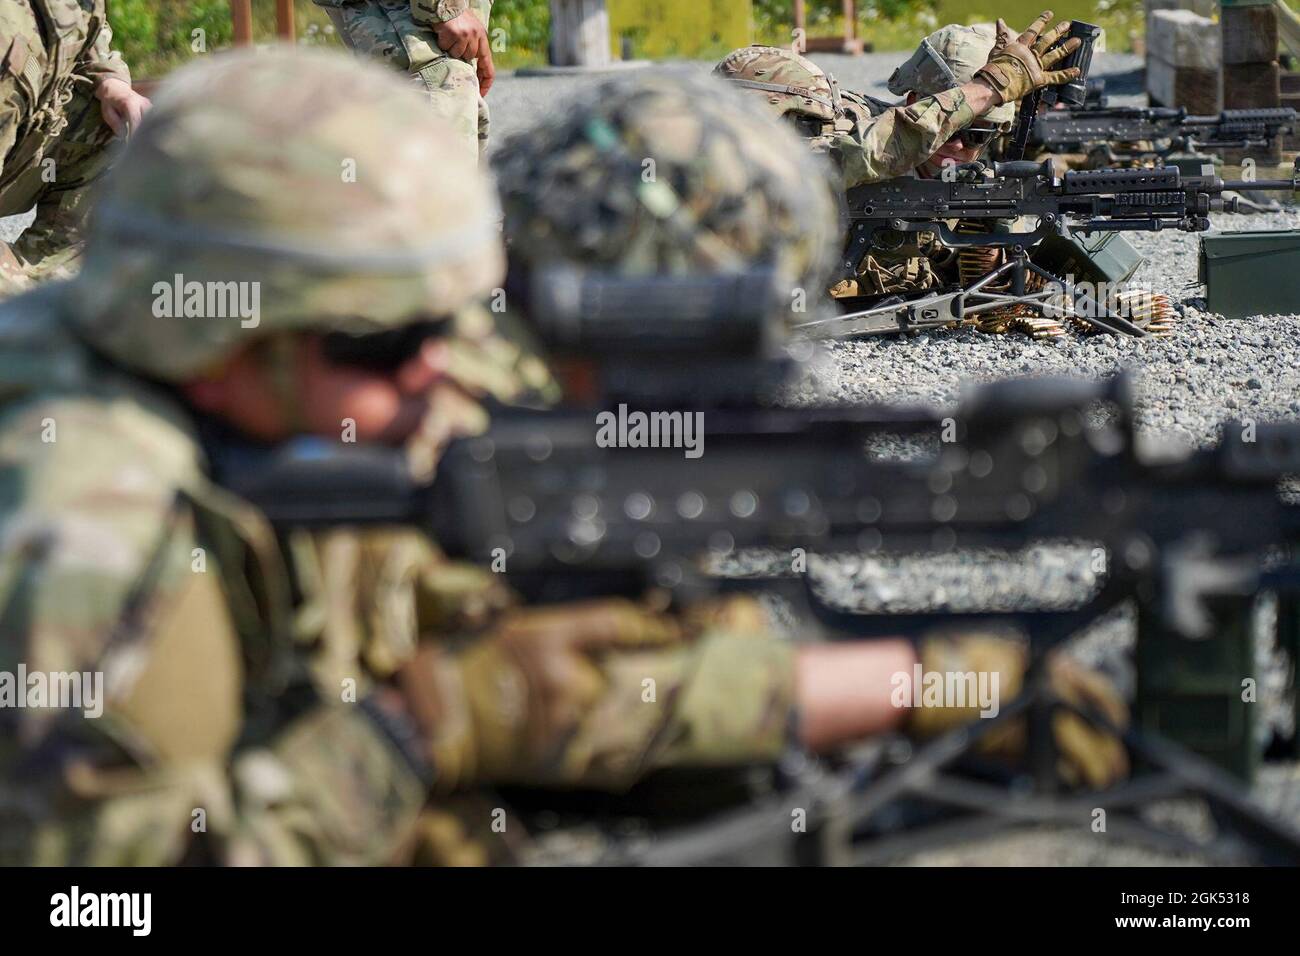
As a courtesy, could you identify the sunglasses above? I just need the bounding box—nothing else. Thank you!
[320,319,450,372]
[958,125,1000,146]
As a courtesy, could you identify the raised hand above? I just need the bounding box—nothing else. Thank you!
[974,10,1082,104]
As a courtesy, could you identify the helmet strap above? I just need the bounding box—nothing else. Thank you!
[724,78,836,114]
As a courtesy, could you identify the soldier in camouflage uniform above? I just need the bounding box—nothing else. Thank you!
[715,14,1077,190]
[0,0,149,287]
[716,23,1050,316]
[0,50,1126,866]
[717,19,1172,336]
[486,70,1127,807]
[312,0,494,160]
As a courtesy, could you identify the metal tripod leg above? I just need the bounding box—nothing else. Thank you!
[958,250,1149,337]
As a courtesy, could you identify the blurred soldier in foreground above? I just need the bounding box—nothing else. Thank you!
[0,1,150,290]
[312,0,494,160]
[0,50,1124,866]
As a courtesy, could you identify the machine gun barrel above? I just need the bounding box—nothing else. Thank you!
[843,161,1297,252]
[1030,106,1296,152]
[210,376,1300,585]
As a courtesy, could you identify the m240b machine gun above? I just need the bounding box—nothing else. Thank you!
[800,158,1300,340]
[1030,106,1298,167]
[211,269,1300,864]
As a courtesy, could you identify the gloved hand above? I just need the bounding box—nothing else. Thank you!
[907,633,1129,789]
[973,11,1082,105]
[398,598,684,790]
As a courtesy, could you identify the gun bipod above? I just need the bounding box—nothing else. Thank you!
[794,248,1150,341]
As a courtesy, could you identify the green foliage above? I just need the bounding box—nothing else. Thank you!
[755,0,1144,53]
[754,0,912,34]
[109,0,1145,77]
[109,0,237,75]
[104,0,158,68]
[492,0,551,64]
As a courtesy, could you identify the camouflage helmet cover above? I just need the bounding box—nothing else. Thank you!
[493,70,840,296]
[68,48,505,383]
[712,45,840,124]
[887,24,1016,129]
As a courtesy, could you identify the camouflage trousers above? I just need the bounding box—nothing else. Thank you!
[315,0,491,161]
[0,76,118,272]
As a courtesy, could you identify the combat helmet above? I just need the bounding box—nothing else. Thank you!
[887,24,1017,129]
[713,45,842,131]
[67,48,505,384]
[492,70,840,297]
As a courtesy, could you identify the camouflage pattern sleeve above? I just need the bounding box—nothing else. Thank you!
[822,87,977,188]
[81,2,132,87]
[410,596,798,792]
[411,0,490,26]
[0,81,23,197]
[586,629,797,784]
[0,387,426,865]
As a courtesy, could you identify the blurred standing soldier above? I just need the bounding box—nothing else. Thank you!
[0,0,150,287]
[312,0,495,160]
[0,50,1125,866]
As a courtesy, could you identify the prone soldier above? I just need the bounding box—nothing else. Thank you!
[0,50,1125,866]
[715,18,1172,336]
[715,14,1073,190]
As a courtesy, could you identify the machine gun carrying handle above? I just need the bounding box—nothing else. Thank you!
[1044,21,1102,108]
[991,159,1053,180]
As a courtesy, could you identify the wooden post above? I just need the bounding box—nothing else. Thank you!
[549,0,611,67]
[794,0,806,50]
[798,0,865,55]
[277,0,296,42]
[1221,1,1282,164]
[230,0,253,47]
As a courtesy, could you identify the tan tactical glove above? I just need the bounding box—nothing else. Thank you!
[973,11,1082,105]
[398,598,684,790]
[907,634,1129,789]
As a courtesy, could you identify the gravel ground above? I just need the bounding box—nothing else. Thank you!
[6,51,1295,864]
[801,207,1300,451]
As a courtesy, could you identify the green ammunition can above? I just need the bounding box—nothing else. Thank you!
[1278,591,1300,759]
[1199,229,1300,318]
[1031,230,1147,285]
[1135,595,1258,781]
